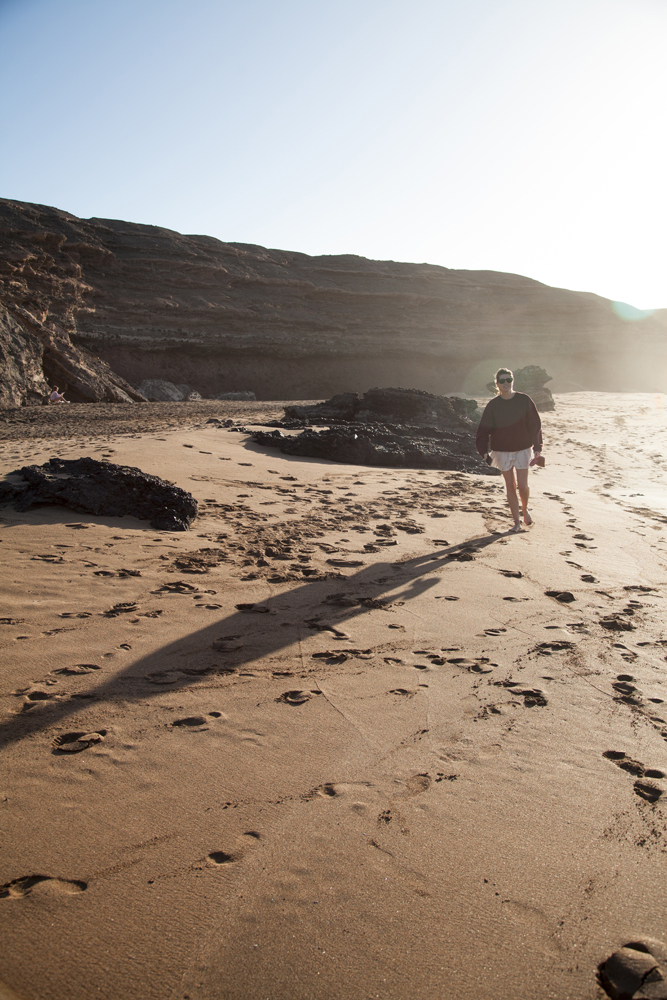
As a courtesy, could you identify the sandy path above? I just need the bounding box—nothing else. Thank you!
[0,392,666,1000]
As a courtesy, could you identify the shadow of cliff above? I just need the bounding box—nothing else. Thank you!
[1,532,508,750]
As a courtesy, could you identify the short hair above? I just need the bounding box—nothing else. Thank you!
[494,368,513,382]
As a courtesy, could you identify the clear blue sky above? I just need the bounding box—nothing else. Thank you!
[1,0,665,308]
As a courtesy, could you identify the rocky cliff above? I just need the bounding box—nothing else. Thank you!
[1,197,665,405]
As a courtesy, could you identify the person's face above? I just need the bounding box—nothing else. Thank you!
[496,375,513,395]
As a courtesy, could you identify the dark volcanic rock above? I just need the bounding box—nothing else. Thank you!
[1,198,665,404]
[0,457,197,530]
[254,424,494,472]
[254,387,496,472]
[285,386,479,425]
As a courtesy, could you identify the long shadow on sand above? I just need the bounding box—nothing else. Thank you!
[1,532,510,749]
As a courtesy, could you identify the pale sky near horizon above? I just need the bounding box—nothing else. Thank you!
[1,0,666,309]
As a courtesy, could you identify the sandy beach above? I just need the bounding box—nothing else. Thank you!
[1,392,666,1000]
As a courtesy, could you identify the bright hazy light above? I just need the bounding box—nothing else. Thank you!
[1,0,665,308]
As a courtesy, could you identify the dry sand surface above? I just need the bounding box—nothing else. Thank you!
[1,393,666,1000]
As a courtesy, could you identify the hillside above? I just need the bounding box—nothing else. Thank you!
[1,197,665,404]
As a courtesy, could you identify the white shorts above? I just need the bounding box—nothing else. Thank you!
[490,448,532,472]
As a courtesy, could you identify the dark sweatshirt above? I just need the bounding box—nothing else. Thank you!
[475,392,543,455]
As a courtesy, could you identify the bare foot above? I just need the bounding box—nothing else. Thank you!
[524,511,533,526]
[510,523,522,534]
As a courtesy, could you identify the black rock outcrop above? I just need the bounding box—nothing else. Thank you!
[284,386,480,425]
[0,457,197,530]
[253,387,496,473]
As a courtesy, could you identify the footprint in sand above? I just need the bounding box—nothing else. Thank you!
[611,678,644,705]
[207,850,242,864]
[52,731,107,753]
[276,690,314,706]
[17,687,55,706]
[545,590,576,603]
[306,781,373,800]
[311,651,353,664]
[615,645,638,663]
[495,681,548,706]
[211,637,244,652]
[598,936,667,1000]
[389,688,417,697]
[400,773,432,796]
[54,663,102,676]
[1,875,87,898]
[171,715,210,729]
[207,831,262,866]
[147,670,187,685]
[600,613,636,632]
[326,558,365,567]
[634,781,665,803]
[534,640,575,655]
[447,656,496,674]
[603,751,664,802]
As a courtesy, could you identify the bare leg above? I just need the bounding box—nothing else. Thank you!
[516,468,532,525]
[502,469,521,531]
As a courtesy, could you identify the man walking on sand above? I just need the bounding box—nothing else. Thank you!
[475,368,543,533]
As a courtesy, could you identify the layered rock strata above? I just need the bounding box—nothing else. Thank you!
[1,197,665,405]
[0,304,145,407]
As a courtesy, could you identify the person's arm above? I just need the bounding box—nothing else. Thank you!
[526,397,543,452]
[475,402,494,456]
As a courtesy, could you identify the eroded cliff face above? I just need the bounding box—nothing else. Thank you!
[0,200,147,405]
[1,196,665,404]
